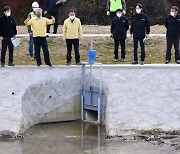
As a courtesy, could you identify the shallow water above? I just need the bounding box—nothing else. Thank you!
[0,121,179,154]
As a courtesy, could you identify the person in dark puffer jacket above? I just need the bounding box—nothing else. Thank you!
[165,6,180,64]
[130,3,150,65]
[0,6,17,67]
[111,9,129,62]
[44,0,65,34]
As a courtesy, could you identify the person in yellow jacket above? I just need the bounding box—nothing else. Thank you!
[63,10,82,65]
[24,8,55,67]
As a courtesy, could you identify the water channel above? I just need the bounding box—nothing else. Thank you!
[0,121,179,154]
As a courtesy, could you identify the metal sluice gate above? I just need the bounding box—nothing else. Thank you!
[81,62,106,125]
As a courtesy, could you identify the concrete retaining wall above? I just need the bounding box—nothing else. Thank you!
[104,65,180,136]
[0,65,179,135]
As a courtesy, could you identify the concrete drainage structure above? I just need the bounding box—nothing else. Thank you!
[0,65,180,136]
[21,79,81,133]
[0,67,83,134]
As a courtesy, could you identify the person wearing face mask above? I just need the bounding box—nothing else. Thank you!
[26,2,39,60]
[165,6,180,64]
[107,0,126,37]
[0,6,17,67]
[24,8,55,67]
[107,0,126,21]
[130,3,150,65]
[63,10,82,65]
[111,9,129,62]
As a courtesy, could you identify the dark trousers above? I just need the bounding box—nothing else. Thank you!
[47,13,59,34]
[66,39,80,63]
[1,37,14,64]
[29,35,34,56]
[33,37,51,65]
[166,38,180,61]
[133,37,145,61]
[114,39,126,59]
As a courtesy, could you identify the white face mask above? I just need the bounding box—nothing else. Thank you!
[6,12,11,16]
[33,8,38,12]
[69,16,75,20]
[136,9,141,14]
[170,11,175,17]
[117,13,122,18]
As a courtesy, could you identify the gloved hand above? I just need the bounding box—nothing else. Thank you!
[107,11,110,16]
[123,10,126,15]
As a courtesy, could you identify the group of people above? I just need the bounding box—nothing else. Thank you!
[108,0,180,65]
[0,0,179,67]
[0,0,82,67]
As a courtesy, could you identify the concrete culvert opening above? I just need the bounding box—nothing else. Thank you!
[21,78,82,133]
[21,77,107,133]
[84,110,98,122]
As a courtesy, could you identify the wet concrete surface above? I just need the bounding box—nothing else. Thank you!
[0,121,179,154]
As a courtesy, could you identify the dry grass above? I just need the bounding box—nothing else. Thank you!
[1,25,175,65]
[10,36,173,65]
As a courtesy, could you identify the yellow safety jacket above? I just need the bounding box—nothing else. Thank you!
[28,12,37,32]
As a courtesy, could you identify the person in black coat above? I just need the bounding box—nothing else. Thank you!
[0,6,17,67]
[130,3,150,65]
[111,9,129,62]
[165,6,180,64]
[44,0,64,34]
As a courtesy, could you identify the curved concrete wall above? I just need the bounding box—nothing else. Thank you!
[21,78,81,132]
[0,65,179,136]
[0,67,82,134]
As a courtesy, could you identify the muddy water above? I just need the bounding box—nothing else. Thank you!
[0,121,179,154]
